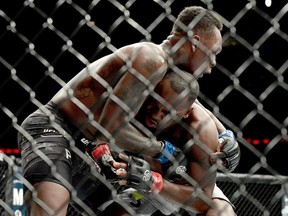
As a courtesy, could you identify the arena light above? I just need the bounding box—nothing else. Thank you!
[265,0,272,7]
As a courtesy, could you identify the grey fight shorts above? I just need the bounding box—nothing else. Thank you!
[99,184,234,216]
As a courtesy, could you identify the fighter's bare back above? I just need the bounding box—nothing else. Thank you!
[51,41,170,151]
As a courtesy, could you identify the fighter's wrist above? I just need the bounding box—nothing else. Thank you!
[219,130,235,140]
[91,144,111,161]
[149,171,164,193]
[158,141,165,154]
[154,140,175,164]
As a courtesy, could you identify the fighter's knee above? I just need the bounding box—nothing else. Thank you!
[206,198,236,216]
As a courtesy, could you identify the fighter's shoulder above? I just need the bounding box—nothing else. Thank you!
[190,103,212,123]
[118,42,166,61]
[133,41,164,51]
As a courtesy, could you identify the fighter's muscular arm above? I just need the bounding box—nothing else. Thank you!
[156,104,219,213]
[195,99,240,172]
[53,43,169,157]
[194,99,225,133]
[96,43,168,156]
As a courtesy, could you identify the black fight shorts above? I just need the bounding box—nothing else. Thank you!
[17,102,112,213]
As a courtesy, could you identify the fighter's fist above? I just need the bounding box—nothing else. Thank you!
[120,154,163,193]
[161,145,188,182]
[219,136,240,172]
[91,144,118,182]
[211,130,240,172]
[154,140,188,181]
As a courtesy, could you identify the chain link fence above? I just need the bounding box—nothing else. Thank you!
[1,0,288,215]
[1,157,287,216]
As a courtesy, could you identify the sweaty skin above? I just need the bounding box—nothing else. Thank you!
[138,93,219,212]
[49,32,221,212]
[50,22,222,157]
[19,6,225,216]
[133,73,235,215]
[51,42,169,156]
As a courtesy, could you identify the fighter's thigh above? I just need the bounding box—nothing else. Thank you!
[207,185,236,215]
[25,181,70,216]
[22,140,74,215]
[19,114,73,189]
[205,198,236,216]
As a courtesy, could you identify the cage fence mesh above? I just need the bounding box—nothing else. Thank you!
[0,0,288,215]
[1,159,287,216]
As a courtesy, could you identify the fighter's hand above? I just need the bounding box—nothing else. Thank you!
[153,140,188,181]
[91,144,126,182]
[210,130,240,172]
[161,146,188,182]
[118,153,163,193]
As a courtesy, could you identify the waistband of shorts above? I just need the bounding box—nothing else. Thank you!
[45,101,93,146]
[45,101,77,132]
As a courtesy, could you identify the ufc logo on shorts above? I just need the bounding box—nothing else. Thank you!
[43,129,57,133]
[80,138,91,146]
[65,149,71,160]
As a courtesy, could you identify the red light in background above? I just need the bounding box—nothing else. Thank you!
[0,148,20,155]
[245,138,272,145]
[246,138,251,143]
[0,137,286,155]
[13,148,20,154]
[6,149,12,154]
[252,139,261,145]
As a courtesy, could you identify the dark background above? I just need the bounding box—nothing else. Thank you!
[0,0,287,176]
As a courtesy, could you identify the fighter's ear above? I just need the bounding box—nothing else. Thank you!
[183,109,192,118]
[191,34,200,52]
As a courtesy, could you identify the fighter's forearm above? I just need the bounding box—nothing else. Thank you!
[95,124,163,158]
[159,180,213,213]
[113,123,162,157]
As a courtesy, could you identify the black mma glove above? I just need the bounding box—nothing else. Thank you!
[154,140,188,182]
[91,144,118,182]
[125,155,163,193]
[218,130,241,172]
